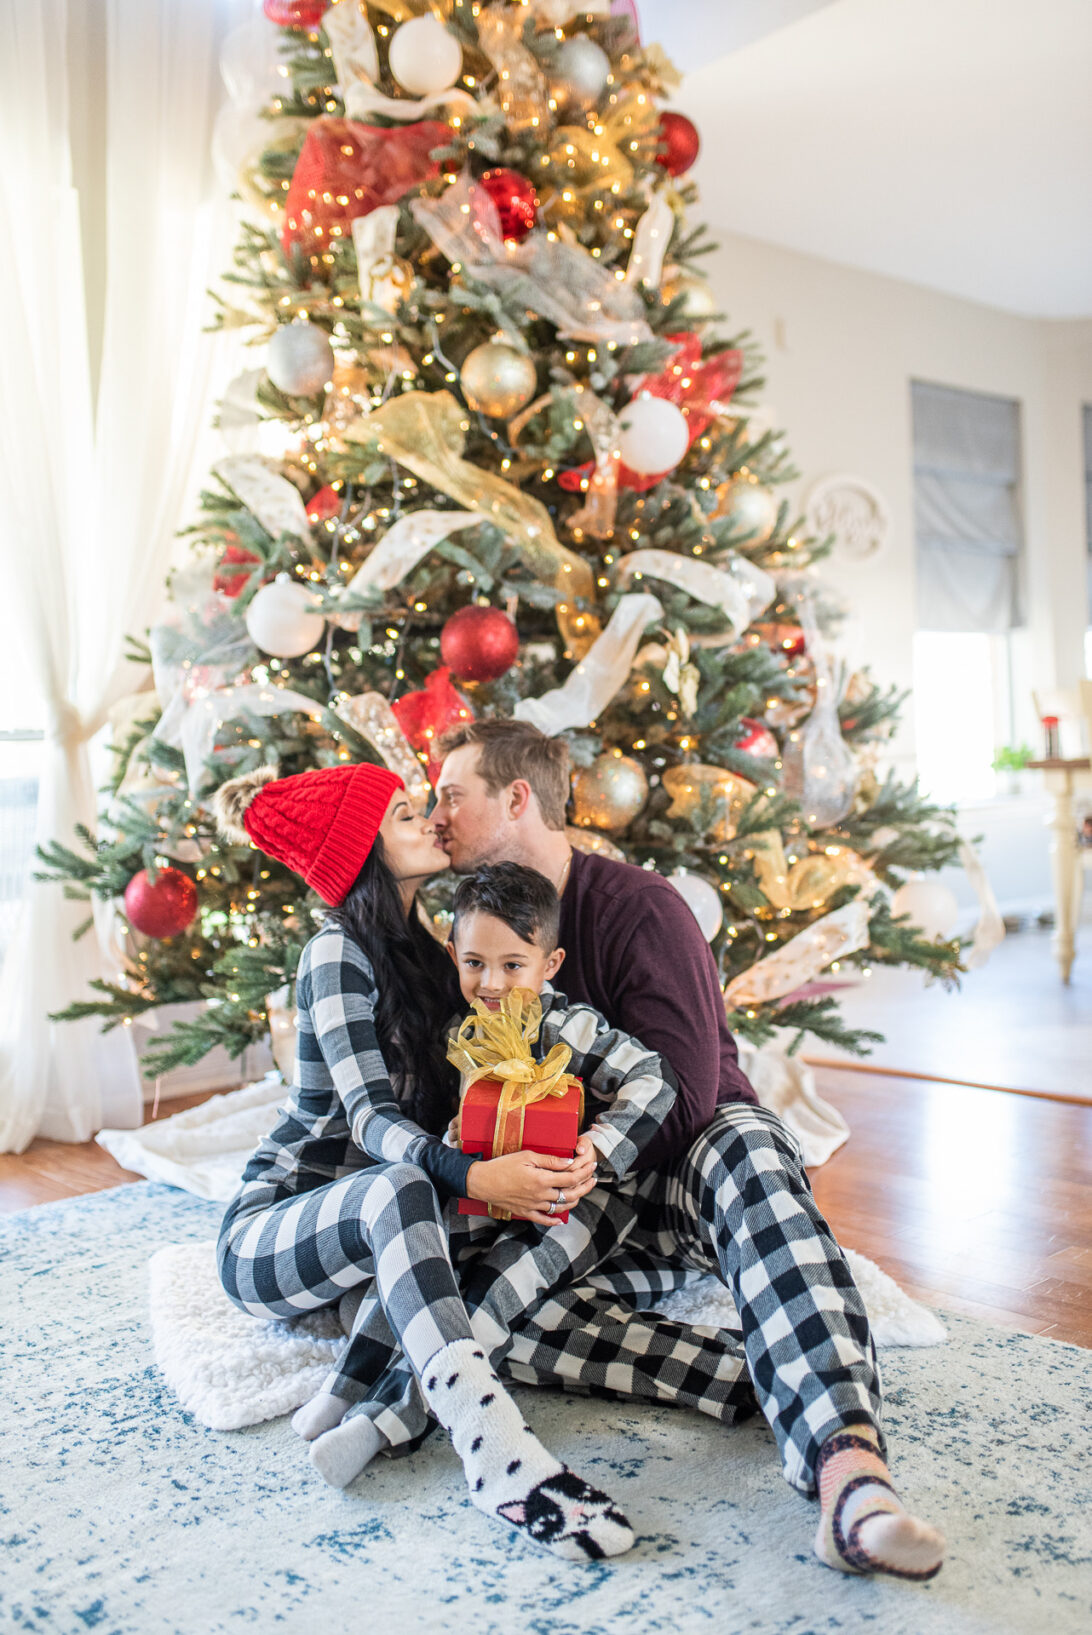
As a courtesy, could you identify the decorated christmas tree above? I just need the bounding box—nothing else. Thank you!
[39,0,963,1080]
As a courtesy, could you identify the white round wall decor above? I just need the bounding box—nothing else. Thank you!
[804,474,889,563]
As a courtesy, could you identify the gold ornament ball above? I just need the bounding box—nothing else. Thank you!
[460,340,538,419]
[571,753,649,834]
[565,824,626,862]
[714,477,779,544]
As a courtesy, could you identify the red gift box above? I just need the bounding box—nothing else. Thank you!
[458,1075,582,1222]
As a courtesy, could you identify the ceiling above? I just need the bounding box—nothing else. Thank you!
[646,0,1092,319]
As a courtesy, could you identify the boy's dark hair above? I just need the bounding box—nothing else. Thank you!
[451,862,560,952]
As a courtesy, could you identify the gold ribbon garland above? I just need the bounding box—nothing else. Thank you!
[448,989,584,1219]
[345,390,599,648]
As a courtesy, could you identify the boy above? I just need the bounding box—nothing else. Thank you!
[294,861,696,1486]
[445,860,678,1206]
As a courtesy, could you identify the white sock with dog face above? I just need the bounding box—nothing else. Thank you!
[420,1338,633,1562]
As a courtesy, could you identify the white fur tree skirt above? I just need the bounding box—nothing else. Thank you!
[148,1239,946,1433]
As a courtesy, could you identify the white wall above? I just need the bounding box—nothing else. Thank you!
[701,231,1092,911]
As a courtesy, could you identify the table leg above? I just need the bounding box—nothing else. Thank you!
[1047,781,1082,982]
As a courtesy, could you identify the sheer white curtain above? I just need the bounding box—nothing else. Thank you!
[0,0,252,1151]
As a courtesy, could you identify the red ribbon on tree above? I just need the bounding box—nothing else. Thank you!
[559,331,743,496]
[282,118,450,262]
[390,667,473,783]
[213,540,261,599]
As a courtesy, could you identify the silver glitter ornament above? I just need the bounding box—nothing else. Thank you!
[266,322,335,398]
[553,36,611,108]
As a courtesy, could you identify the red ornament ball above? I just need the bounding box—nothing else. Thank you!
[440,605,520,683]
[655,111,700,176]
[263,0,328,28]
[124,868,199,940]
[477,169,539,243]
[775,624,807,658]
[306,484,342,524]
[734,717,779,760]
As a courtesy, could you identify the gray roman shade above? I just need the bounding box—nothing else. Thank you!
[912,381,1024,633]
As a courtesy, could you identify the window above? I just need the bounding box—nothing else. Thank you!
[912,631,1019,802]
[1084,403,1092,677]
[911,382,1025,802]
[0,627,44,954]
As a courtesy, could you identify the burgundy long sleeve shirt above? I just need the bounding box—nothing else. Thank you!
[557,848,757,1171]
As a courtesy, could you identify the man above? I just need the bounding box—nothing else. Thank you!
[431,719,945,1582]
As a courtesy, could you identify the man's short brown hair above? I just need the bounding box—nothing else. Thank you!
[437,719,571,830]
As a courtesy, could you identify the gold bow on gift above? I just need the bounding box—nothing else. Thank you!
[448,989,583,1217]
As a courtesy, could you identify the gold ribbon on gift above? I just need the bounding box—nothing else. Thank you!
[448,988,584,1219]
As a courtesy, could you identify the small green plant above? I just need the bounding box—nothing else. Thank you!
[992,743,1034,772]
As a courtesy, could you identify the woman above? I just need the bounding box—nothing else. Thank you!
[211,758,630,1563]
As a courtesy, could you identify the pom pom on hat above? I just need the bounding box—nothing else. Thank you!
[212,760,404,905]
[213,766,279,845]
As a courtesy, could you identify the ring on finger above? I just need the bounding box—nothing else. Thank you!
[555,1188,567,1207]
[546,1199,557,1215]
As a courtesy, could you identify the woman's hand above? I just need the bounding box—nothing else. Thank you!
[465,1138,598,1226]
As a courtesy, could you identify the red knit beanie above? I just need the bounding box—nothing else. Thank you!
[212,762,404,906]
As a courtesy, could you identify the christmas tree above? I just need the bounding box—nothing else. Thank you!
[39,0,962,1080]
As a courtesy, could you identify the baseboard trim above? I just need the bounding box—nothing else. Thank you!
[804,1055,1091,1109]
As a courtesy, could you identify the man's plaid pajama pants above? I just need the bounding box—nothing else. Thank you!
[276,1105,884,1495]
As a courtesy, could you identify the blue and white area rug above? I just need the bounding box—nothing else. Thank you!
[2,1183,1090,1635]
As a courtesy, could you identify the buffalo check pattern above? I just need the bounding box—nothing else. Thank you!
[300,1108,882,1496]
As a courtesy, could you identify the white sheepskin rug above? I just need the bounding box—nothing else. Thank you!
[148,1239,946,1432]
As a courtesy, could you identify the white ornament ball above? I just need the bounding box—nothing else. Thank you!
[669,869,723,942]
[245,574,326,657]
[553,36,611,107]
[617,394,690,476]
[266,322,334,398]
[891,877,959,941]
[388,14,462,97]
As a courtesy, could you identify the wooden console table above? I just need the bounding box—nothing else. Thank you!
[1028,757,1092,982]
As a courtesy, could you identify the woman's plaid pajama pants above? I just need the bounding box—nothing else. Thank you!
[218,1161,476,1378]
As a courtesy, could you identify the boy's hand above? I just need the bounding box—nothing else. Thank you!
[465,1145,598,1226]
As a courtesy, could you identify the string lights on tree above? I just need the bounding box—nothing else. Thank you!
[38,0,966,1079]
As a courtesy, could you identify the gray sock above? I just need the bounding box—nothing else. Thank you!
[309,1415,389,1488]
[292,1392,352,1441]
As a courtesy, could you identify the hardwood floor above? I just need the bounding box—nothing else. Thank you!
[2,1070,1090,1347]
[808,1069,1092,1345]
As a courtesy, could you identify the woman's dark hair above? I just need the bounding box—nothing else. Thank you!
[325,839,459,1135]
